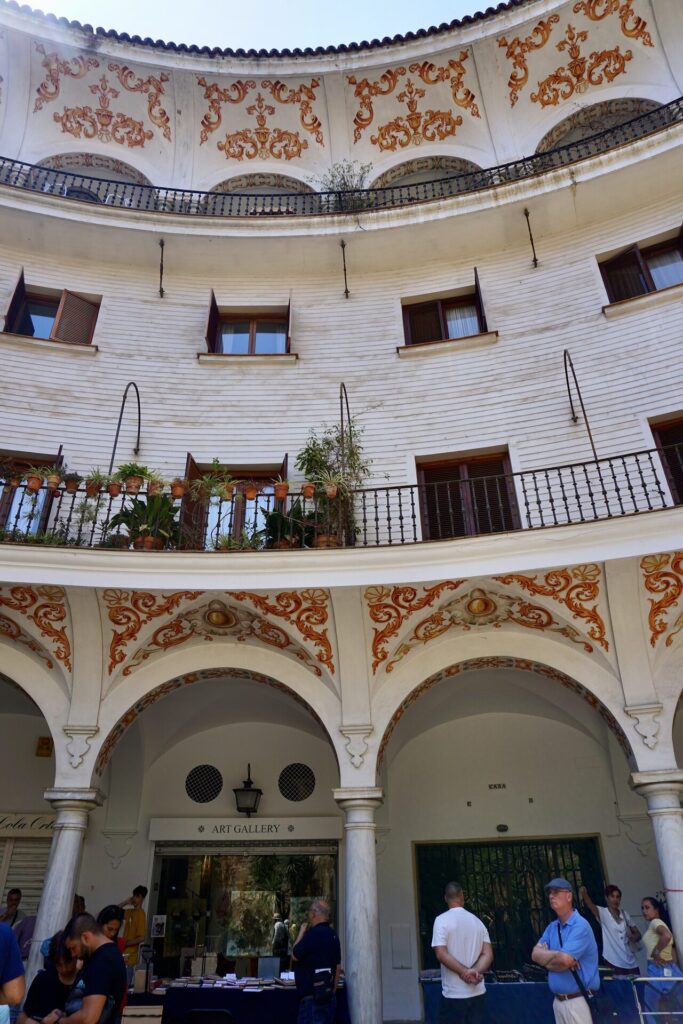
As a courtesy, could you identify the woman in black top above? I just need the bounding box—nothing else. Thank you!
[18,933,79,1024]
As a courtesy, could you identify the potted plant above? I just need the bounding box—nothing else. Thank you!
[63,471,82,495]
[43,464,63,491]
[85,469,107,498]
[263,499,305,550]
[114,462,150,495]
[301,481,316,500]
[318,470,345,500]
[25,467,45,493]
[241,480,260,502]
[190,459,234,501]
[107,494,180,550]
[147,473,166,497]
[273,475,290,501]
[170,477,189,499]
[106,477,122,498]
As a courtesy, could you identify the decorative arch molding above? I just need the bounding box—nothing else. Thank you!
[35,151,153,185]
[96,639,343,779]
[0,584,73,686]
[0,650,69,731]
[535,97,661,152]
[209,172,315,195]
[370,154,482,188]
[95,654,342,778]
[376,655,634,772]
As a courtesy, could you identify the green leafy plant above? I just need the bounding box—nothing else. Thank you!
[190,458,234,500]
[295,417,369,545]
[114,462,150,481]
[263,498,305,548]
[107,495,180,548]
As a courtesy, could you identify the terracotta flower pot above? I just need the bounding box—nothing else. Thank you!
[217,483,235,502]
[170,481,187,499]
[46,474,62,491]
[107,481,122,498]
[85,481,101,498]
[148,480,164,496]
[273,537,301,549]
[64,480,80,495]
[274,482,289,501]
[301,482,315,500]
[314,533,339,548]
[124,474,144,495]
[132,536,144,550]
[25,474,43,493]
[244,484,259,501]
[323,482,338,499]
[143,535,164,550]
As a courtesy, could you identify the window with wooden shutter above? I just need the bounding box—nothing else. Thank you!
[3,268,26,333]
[205,290,220,353]
[51,290,99,344]
[600,227,683,302]
[403,273,486,346]
[418,453,517,540]
[179,453,206,549]
[0,448,63,534]
[652,419,683,505]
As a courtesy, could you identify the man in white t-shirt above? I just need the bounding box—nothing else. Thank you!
[431,881,493,1023]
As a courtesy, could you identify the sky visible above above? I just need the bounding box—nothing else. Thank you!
[32,0,485,50]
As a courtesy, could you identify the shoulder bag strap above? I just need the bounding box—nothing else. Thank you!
[557,922,595,1005]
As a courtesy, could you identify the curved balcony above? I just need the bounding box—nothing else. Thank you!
[0,443,678,553]
[1,98,681,219]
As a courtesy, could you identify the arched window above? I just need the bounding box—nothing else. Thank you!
[33,153,152,205]
[371,156,481,189]
[536,99,661,153]
[210,173,314,196]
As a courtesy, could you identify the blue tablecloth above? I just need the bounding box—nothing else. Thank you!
[422,979,645,1023]
[160,984,350,1024]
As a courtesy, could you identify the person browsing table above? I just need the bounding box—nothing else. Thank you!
[292,900,341,1024]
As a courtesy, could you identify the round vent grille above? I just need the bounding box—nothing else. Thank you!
[185,764,223,803]
[278,762,315,802]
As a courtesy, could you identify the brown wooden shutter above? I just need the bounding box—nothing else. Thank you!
[600,244,652,302]
[205,290,220,353]
[179,453,205,549]
[4,268,26,333]
[51,290,99,344]
[474,267,488,333]
[285,297,292,354]
[278,452,289,481]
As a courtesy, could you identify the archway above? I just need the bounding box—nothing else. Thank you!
[535,98,661,153]
[371,155,482,189]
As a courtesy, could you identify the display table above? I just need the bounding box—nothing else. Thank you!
[421,978,645,1024]
[159,984,350,1024]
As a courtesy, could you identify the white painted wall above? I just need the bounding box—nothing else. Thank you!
[0,714,56,811]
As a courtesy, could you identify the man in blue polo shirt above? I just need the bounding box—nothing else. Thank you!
[532,878,599,1024]
[0,922,25,1024]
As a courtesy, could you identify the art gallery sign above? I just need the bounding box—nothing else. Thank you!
[149,817,342,841]
[0,813,55,838]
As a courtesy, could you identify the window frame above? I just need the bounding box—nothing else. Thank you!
[600,226,683,303]
[417,451,519,540]
[652,417,683,506]
[205,290,291,355]
[402,268,487,347]
[4,269,100,345]
[0,450,63,534]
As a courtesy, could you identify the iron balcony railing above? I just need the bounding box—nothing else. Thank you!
[0,444,678,552]
[0,98,681,218]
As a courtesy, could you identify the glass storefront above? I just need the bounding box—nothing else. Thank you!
[153,846,337,975]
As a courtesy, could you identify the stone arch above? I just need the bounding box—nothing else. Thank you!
[372,629,641,777]
[94,641,343,786]
[535,97,661,153]
[370,154,482,189]
[209,172,315,195]
[35,153,153,186]
[0,649,68,745]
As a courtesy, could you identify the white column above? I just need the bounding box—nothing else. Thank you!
[631,770,683,949]
[334,787,383,1024]
[27,788,102,984]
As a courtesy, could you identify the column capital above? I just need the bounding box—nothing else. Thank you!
[631,769,683,797]
[44,787,104,812]
[333,787,384,808]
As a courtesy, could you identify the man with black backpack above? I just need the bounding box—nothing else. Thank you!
[62,915,126,1024]
[292,900,341,1024]
[532,878,600,1024]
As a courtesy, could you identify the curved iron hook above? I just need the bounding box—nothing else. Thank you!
[563,350,598,463]
[339,382,352,478]
[107,381,142,476]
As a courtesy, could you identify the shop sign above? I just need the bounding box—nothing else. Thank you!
[149,816,342,841]
[0,813,55,838]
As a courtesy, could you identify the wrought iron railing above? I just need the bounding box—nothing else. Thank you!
[0,444,678,552]
[0,98,681,218]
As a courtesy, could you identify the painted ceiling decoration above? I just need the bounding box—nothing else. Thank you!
[347,53,479,152]
[365,565,608,675]
[640,552,683,648]
[197,76,324,161]
[376,656,632,767]
[226,589,334,674]
[94,665,327,775]
[0,611,54,670]
[101,589,205,674]
[0,584,71,671]
[497,0,653,108]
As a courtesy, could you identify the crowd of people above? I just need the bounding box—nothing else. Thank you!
[0,888,148,1024]
[432,877,681,1023]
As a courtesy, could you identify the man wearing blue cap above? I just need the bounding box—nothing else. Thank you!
[532,878,599,1024]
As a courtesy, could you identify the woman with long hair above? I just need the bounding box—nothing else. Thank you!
[641,896,682,1017]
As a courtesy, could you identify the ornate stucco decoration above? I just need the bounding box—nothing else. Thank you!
[63,724,99,768]
[365,582,464,673]
[226,589,334,674]
[95,667,326,774]
[197,76,324,158]
[347,54,479,151]
[101,589,204,675]
[53,74,154,147]
[0,612,54,670]
[497,15,561,107]
[0,584,72,671]
[383,586,593,672]
[493,565,608,652]
[34,42,99,111]
[572,0,653,47]
[640,552,683,647]
[107,63,172,141]
[377,656,632,767]
[530,23,633,107]
[123,598,323,677]
[340,725,374,768]
[624,702,662,749]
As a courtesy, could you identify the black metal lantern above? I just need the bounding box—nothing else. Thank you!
[233,763,262,817]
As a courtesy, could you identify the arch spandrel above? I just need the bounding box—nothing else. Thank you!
[0,584,73,695]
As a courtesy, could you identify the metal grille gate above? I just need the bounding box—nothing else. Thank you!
[415,836,603,971]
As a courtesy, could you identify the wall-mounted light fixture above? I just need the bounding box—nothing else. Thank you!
[233,764,262,817]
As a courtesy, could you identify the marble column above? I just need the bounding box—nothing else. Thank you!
[334,787,383,1024]
[631,770,683,949]
[27,788,102,985]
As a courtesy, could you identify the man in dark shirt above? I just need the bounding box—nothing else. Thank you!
[62,915,126,1024]
[19,932,78,1024]
[292,900,341,1024]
